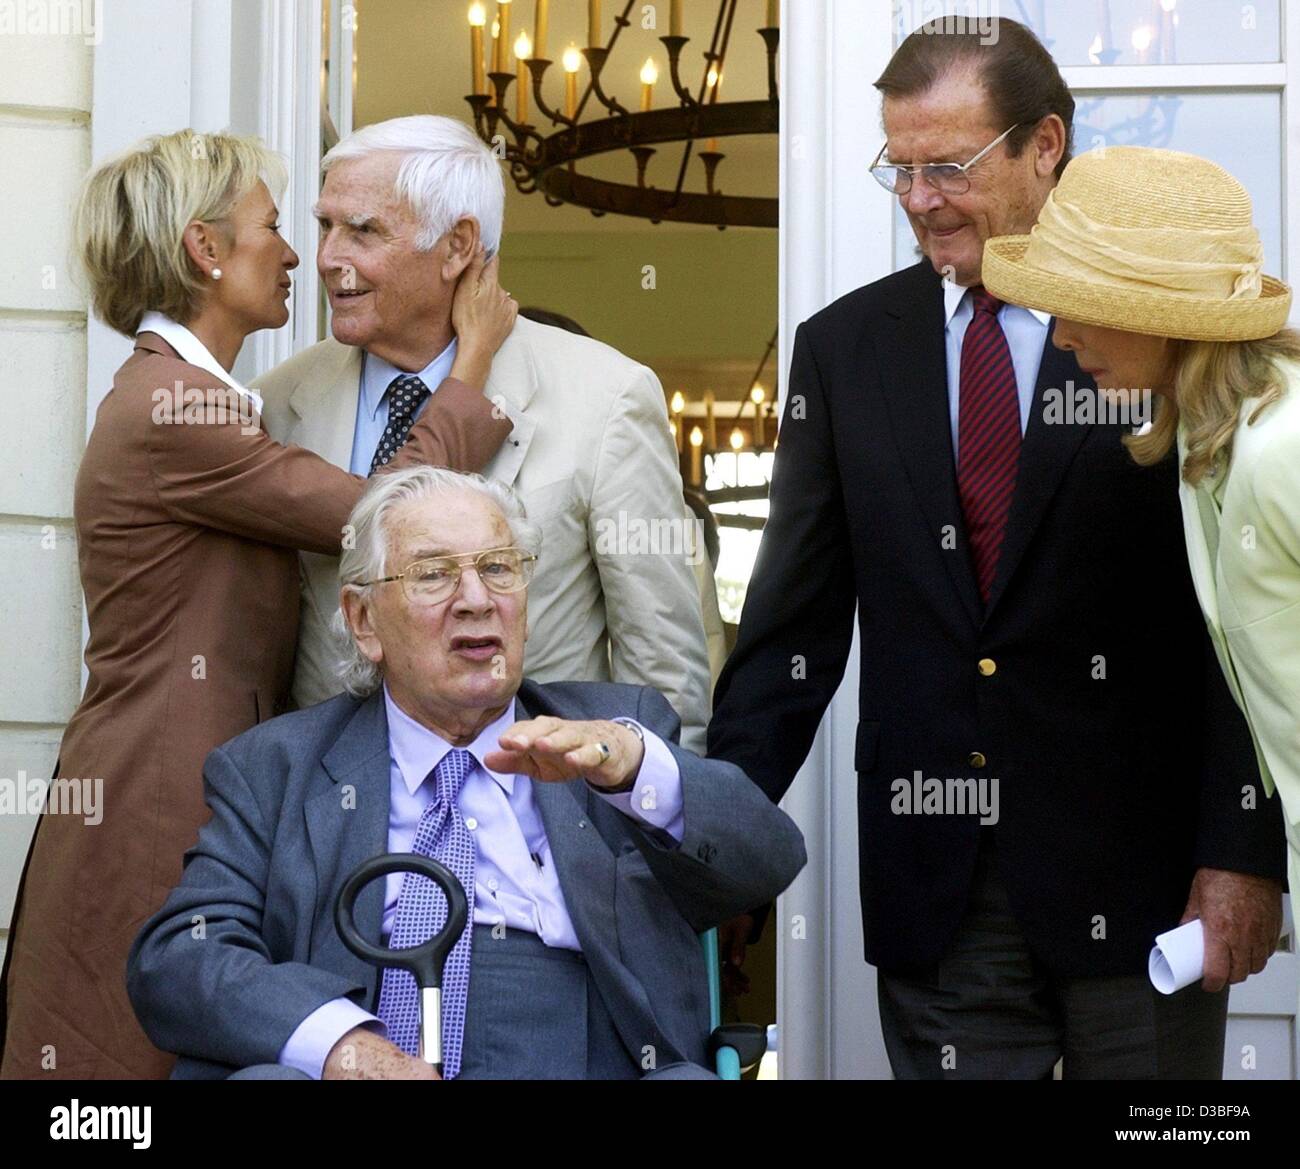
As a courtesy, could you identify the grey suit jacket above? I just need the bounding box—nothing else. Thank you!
[126,679,805,1078]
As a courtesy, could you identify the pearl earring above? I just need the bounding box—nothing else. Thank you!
[211,267,223,280]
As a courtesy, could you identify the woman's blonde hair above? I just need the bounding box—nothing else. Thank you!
[1125,328,1300,485]
[74,130,286,337]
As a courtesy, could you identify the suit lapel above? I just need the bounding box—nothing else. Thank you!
[305,693,392,1002]
[289,340,364,467]
[984,330,1096,617]
[481,327,540,488]
[876,267,983,628]
[512,689,617,952]
[1178,456,1223,633]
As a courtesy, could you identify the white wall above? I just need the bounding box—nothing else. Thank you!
[0,7,95,964]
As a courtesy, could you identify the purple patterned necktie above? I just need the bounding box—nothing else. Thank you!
[376,747,476,1077]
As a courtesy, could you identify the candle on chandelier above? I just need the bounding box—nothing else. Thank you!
[766,0,779,28]
[751,384,767,446]
[588,0,601,48]
[689,426,704,486]
[534,0,548,59]
[515,30,532,123]
[670,0,683,36]
[670,390,686,453]
[468,3,487,95]
[640,57,658,112]
[563,43,581,117]
[495,0,512,72]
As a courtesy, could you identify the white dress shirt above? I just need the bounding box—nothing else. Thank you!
[943,281,1052,463]
[278,685,685,1078]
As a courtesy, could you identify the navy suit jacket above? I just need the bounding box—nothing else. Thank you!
[127,679,805,1077]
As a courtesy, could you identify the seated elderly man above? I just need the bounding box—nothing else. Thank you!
[127,467,805,1080]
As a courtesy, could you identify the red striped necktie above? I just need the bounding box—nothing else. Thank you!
[957,287,1022,605]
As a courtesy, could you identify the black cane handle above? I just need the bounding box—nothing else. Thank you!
[334,853,469,990]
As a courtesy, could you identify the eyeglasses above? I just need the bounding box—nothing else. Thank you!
[870,124,1023,196]
[356,546,537,606]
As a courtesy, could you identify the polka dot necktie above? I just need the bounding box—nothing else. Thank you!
[369,375,432,475]
[957,288,1022,605]
[376,748,477,1077]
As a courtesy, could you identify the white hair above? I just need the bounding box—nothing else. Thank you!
[321,115,505,254]
[331,466,541,698]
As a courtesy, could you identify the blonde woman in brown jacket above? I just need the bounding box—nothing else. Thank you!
[0,130,516,1079]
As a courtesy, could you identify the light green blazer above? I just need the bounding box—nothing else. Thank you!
[1177,361,1300,891]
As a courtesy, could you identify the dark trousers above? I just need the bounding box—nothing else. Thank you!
[877,835,1229,1080]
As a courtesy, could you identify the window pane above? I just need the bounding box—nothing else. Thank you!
[1026,0,1281,67]
[706,451,772,626]
[893,92,1283,279]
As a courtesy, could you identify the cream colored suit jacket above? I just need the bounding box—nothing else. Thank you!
[1178,361,1300,907]
[254,316,711,752]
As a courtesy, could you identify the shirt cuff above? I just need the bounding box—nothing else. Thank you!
[278,997,386,1080]
[592,725,685,843]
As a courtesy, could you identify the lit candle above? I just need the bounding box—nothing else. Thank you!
[588,0,601,48]
[515,30,532,123]
[534,0,548,59]
[766,0,778,28]
[689,426,704,486]
[469,3,487,95]
[491,17,501,75]
[496,0,512,72]
[670,390,685,454]
[640,57,658,112]
[704,389,716,449]
[563,43,581,117]
[751,384,766,446]
[670,0,683,36]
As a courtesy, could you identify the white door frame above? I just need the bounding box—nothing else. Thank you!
[777,0,896,1080]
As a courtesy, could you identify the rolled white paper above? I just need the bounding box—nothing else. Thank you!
[1148,919,1205,995]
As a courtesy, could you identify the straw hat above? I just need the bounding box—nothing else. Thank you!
[982,146,1291,342]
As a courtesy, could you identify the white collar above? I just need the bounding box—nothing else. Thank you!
[136,311,264,413]
[943,280,1052,329]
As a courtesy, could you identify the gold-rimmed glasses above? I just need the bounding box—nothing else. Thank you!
[356,546,537,606]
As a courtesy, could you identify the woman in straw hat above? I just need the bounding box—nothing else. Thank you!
[0,129,516,1079]
[983,145,1300,930]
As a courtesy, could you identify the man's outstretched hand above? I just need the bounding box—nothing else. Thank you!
[484,716,645,794]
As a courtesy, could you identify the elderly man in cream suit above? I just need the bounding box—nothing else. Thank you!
[257,116,710,751]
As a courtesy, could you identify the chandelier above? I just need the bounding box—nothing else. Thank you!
[464,0,780,228]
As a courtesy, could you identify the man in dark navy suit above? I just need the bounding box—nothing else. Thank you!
[708,18,1284,1079]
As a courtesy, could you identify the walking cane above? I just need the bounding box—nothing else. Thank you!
[334,854,469,1074]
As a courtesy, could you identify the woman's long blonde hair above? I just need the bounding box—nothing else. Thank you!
[1125,328,1300,485]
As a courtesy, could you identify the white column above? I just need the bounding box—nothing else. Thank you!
[776,0,897,1080]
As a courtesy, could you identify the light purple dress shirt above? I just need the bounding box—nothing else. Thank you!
[278,685,685,1078]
